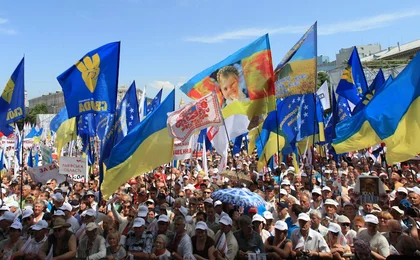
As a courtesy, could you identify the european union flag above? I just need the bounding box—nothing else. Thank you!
[77,113,95,137]
[144,88,162,117]
[96,113,112,140]
[336,47,368,105]
[57,42,120,118]
[0,58,25,125]
[50,107,69,133]
[324,93,351,144]
[353,69,385,115]
[118,81,140,137]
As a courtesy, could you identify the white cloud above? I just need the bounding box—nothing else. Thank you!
[0,28,17,35]
[0,18,7,24]
[184,10,420,43]
[149,80,176,89]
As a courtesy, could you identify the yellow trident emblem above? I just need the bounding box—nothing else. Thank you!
[2,78,15,104]
[76,54,100,93]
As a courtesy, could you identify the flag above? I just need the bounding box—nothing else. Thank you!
[144,88,162,117]
[353,69,385,114]
[57,42,120,118]
[138,86,146,121]
[180,34,275,122]
[317,81,330,110]
[27,149,33,168]
[55,118,77,161]
[333,51,420,163]
[275,22,317,98]
[233,133,247,155]
[34,152,39,167]
[0,58,25,125]
[167,92,223,142]
[14,125,21,165]
[118,81,140,137]
[101,90,175,198]
[197,128,212,152]
[25,127,43,139]
[336,47,368,105]
[0,150,4,171]
[324,94,351,144]
[77,113,95,137]
[96,113,112,140]
[50,107,69,133]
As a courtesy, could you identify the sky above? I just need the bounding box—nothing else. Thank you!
[0,0,419,104]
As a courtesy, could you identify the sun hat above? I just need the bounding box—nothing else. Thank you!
[52,218,71,229]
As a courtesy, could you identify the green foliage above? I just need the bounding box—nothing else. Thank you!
[16,104,49,128]
[317,72,329,89]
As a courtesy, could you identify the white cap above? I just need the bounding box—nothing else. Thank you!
[0,211,15,222]
[379,172,388,179]
[132,217,145,228]
[214,200,222,207]
[413,186,420,196]
[337,215,351,224]
[397,187,408,195]
[195,221,208,230]
[328,223,341,233]
[85,209,96,217]
[281,180,291,186]
[298,213,310,222]
[86,222,98,231]
[179,206,188,217]
[31,220,48,231]
[51,193,64,203]
[263,211,274,220]
[7,201,19,209]
[53,210,65,216]
[158,214,169,223]
[279,189,288,196]
[391,206,404,215]
[219,215,232,226]
[10,221,22,230]
[59,202,72,212]
[137,205,148,217]
[312,188,322,195]
[252,214,266,224]
[274,220,288,231]
[146,199,155,204]
[204,198,213,204]
[184,184,195,191]
[301,172,307,177]
[324,199,338,208]
[322,186,331,192]
[22,209,34,219]
[0,205,9,211]
[343,202,355,208]
[365,214,379,225]
[203,176,210,181]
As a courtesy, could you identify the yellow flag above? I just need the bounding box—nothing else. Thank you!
[55,117,76,161]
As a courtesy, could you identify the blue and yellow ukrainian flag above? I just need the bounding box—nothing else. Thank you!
[55,117,77,161]
[0,58,25,125]
[57,42,120,118]
[352,69,385,114]
[101,90,175,198]
[336,47,368,105]
[333,51,420,163]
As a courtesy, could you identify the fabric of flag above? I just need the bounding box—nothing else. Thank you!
[144,88,162,117]
[197,128,212,152]
[0,125,13,137]
[180,34,275,121]
[336,47,368,105]
[0,58,25,125]
[101,90,175,198]
[317,81,330,110]
[324,94,351,144]
[57,42,120,118]
[50,107,69,133]
[96,113,112,140]
[27,149,33,168]
[55,117,77,161]
[0,150,4,171]
[333,51,420,163]
[275,22,317,98]
[25,127,44,139]
[233,133,247,155]
[353,69,385,114]
[77,113,95,137]
[14,125,21,165]
[138,86,146,121]
[119,81,140,135]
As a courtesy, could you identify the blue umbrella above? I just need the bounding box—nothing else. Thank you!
[211,188,266,208]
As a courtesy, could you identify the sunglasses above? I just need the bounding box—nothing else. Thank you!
[340,223,350,227]
[331,232,339,236]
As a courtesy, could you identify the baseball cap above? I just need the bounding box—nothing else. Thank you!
[248,207,258,214]
[337,215,351,224]
[146,199,155,205]
[274,220,288,231]
[195,221,208,230]
[397,187,408,195]
[343,202,355,208]
[137,206,148,217]
[252,214,266,224]
[86,222,98,231]
[391,206,404,215]
[278,201,289,209]
[132,217,145,228]
[400,199,412,209]
[219,215,232,226]
[51,193,64,203]
[281,180,291,186]
[279,189,288,196]
[322,186,331,192]
[85,208,96,217]
[214,200,222,207]
[324,199,338,208]
[31,220,48,231]
[263,211,274,220]
[22,209,34,219]
[328,223,341,233]
[59,202,72,212]
[0,211,15,222]
[312,188,322,195]
[379,172,388,179]
[298,213,310,222]
[53,210,65,216]
[0,205,9,212]
[158,215,169,223]
[365,214,379,225]
[204,198,213,204]
[10,221,22,230]
[179,206,188,217]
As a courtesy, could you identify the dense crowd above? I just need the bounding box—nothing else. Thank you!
[0,147,419,259]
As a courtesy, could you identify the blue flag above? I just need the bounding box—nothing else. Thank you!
[25,127,43,139]
[0,58,25,125]
[34,151,39,167]
[77,113,95,137]
[96,113,111,140]
[233,133,248,155]
[325,94,352,144]
[27,149,33,168]
[57,42,120,118]
[198,128,212,152]
[336,47,368,105]
[353,69,385,115]
[0,150,4,171]
[50,107,69,132]
[144,88,162,117]
[119,81,140,136]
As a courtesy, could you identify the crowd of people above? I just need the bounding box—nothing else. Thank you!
[0,147,419,259]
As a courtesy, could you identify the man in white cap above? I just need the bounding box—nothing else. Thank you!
[0,211,16,241]
[59,202,80,233]
[125,217,154,259]
[16,220,49,257]
[408,186,420,208]
[337,215,357,245]
[309,210,328,237]
[356,214,390,258]
[77,222,106,259]
[214,215,238,260]
[323,199,339,222]
[290,213,331,259]
[310,188,323,211]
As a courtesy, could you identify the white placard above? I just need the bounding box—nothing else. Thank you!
[59,156,88,176]
[27,163,66,184]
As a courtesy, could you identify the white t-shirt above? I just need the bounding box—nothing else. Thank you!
[356,229,390,257]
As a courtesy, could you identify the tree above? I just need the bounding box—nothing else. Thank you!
[317,71,329,89]
[25,103,49,125]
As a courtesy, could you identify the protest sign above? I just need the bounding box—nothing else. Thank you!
[27,163,66,184]
[354,176,386,204]
[173,135,198,160]
[40,145,52,165]
[59,156,88,183]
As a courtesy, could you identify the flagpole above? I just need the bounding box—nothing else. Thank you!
[20,128,24,209]
[256,128,269,167]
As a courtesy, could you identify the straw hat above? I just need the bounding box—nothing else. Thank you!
[52,218,71,229]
